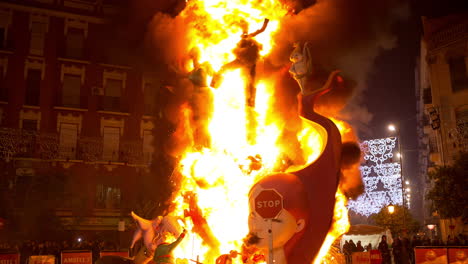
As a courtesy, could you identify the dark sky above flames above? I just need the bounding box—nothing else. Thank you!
[111,0,466,219]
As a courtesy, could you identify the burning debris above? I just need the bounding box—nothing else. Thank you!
[118,0,413,262]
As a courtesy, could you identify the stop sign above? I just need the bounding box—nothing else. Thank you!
[254,189,283,219]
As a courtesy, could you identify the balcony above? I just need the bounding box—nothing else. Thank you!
[0,128,145,164]
[98,96,128,113]
[0,128,59,161]
[55,95,88,110]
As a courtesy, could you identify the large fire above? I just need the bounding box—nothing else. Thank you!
[159,0,352,263]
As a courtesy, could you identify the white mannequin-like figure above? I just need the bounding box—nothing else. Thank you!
[289,42,312,94]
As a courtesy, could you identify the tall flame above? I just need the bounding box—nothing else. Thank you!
[159,0,352,263]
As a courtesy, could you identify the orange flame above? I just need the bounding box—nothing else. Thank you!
[158,1,352,263]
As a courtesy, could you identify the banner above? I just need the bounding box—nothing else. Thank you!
[61,251,92,264]
[448,247,468,263]
[369,250,382,264]
[415,247,448,264]
[99,252,129,258]
[0,253,20,264]
[352,252,370,264]
[29,255,55,264]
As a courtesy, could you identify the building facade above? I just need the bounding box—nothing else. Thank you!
[416,13,468,240]
[0,0,160,242]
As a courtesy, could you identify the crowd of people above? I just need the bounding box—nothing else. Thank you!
[0,239,123,264]
[342,233,468,264]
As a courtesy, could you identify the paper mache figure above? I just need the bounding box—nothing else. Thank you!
[130,212,183,257]
[289,42,313,94]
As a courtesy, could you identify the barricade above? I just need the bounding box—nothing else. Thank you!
[99,252,129,258]
[447,247,468,264]
[29,255,55,264]
[0,252,20,264]
[369,250,382,264]
[352,252,370,264]
[61,251,92,264]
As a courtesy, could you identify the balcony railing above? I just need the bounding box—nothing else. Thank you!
[98,96,128,113]
[0,128,146,164]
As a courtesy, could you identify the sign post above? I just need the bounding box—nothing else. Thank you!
[254,189,283,264]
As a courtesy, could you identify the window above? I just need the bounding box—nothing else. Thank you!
[449,57,468,92]
[62,74,81,108]
[422,87,432,105]
[30,17,48,56]
[102,126,120,161]
[143,82,156,115]
[103,79,122,112]
[59,123,78,159]
[0,10,11,49]
[25,69,41,106]
[142,129,154,164]
[65,27,85,59]
[455,106,468,147]
[0,26,6,49]
[0,62,6,101]
[95,184,121,209]
[0,27,4,50]
[22,119,38,131]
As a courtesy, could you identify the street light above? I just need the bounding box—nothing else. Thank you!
[427,224,436,240]
[387,123,406,208]
[388,205,395,237]
[388,123,409,235]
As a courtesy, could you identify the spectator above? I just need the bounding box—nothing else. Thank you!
[378,235,391,264]
[349,240,357,253]
[343,240,351,264]
[401,237,411,264]
[356,241,364,252]
[392,238,402,264]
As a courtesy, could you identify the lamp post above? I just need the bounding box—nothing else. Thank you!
[388,205,395,237]
[427,224,435,241]
[388,123,408,235]
[388,124,407,209]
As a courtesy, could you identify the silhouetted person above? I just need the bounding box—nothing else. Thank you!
[356,241,364,252]
[392,238,402,264]
[401,237,411,264]
[349,239,357,253]
[343,240,351,264]
[378,235,391,264]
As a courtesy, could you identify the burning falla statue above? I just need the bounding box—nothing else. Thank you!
[289,42,312,94]
[130,212,185,263]
[95,211,183,264]
[210,18,269,108]
[245,46,345,263]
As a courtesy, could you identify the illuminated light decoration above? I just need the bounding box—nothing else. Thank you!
[347,137,403,216]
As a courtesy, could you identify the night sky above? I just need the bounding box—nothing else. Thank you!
[362,0,467,219]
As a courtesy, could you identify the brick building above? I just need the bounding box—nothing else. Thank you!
[0,0,163,242]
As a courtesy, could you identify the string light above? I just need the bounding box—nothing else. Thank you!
[348,137,403,216]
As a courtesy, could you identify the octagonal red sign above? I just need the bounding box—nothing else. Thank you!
[254,189,283,219]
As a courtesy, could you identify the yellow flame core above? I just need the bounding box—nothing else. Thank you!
[163,0,351,263]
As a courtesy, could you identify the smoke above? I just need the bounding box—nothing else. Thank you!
[125,0,409,210]
[269,0,409,126]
